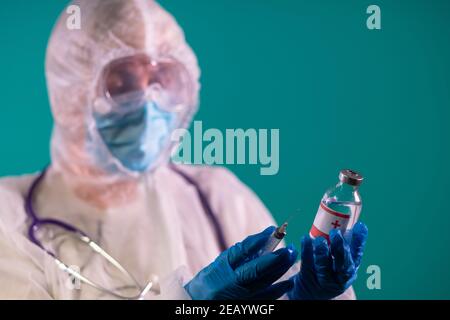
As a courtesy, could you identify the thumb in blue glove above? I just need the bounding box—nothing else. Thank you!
[185,226,298,300]
[288,221,368,300]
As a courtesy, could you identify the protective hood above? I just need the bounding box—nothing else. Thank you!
[45,0,200,208]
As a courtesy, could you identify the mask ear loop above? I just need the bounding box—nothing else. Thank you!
[93,97,113,115]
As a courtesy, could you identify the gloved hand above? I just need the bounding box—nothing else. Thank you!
[288,221,368,300]
[185,226,298,300]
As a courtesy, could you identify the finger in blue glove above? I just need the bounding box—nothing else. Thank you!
[329,229,356,286]
[350,221,368,268]
[288,222,369,300]
[249,279,294,300]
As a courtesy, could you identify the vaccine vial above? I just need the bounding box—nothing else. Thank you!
[309,169,363,241]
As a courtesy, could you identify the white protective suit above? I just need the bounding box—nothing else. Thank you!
[0,0,355,300]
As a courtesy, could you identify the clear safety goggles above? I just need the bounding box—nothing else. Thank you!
[93,54,193,115]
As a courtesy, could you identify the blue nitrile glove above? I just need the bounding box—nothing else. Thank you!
[288,221,368,300]
[185,226,298,300]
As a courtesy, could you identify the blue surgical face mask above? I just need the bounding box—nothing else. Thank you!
[94,102,178,172]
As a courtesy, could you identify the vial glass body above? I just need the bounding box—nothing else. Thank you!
[310,175,362,240]
[322,181,362,230]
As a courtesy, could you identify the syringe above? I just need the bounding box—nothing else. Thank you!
[258,223,288,256]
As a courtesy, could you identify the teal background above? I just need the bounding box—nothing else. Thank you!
[0,0,449,299]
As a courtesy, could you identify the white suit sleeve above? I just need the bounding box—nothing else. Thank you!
[0,224,53,299]
[0,180,52,299]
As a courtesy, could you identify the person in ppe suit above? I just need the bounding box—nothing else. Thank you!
[0,0,368,300]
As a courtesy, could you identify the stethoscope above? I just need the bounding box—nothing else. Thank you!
[24,166,227,300]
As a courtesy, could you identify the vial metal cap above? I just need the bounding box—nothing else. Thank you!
[339,169,363,186]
